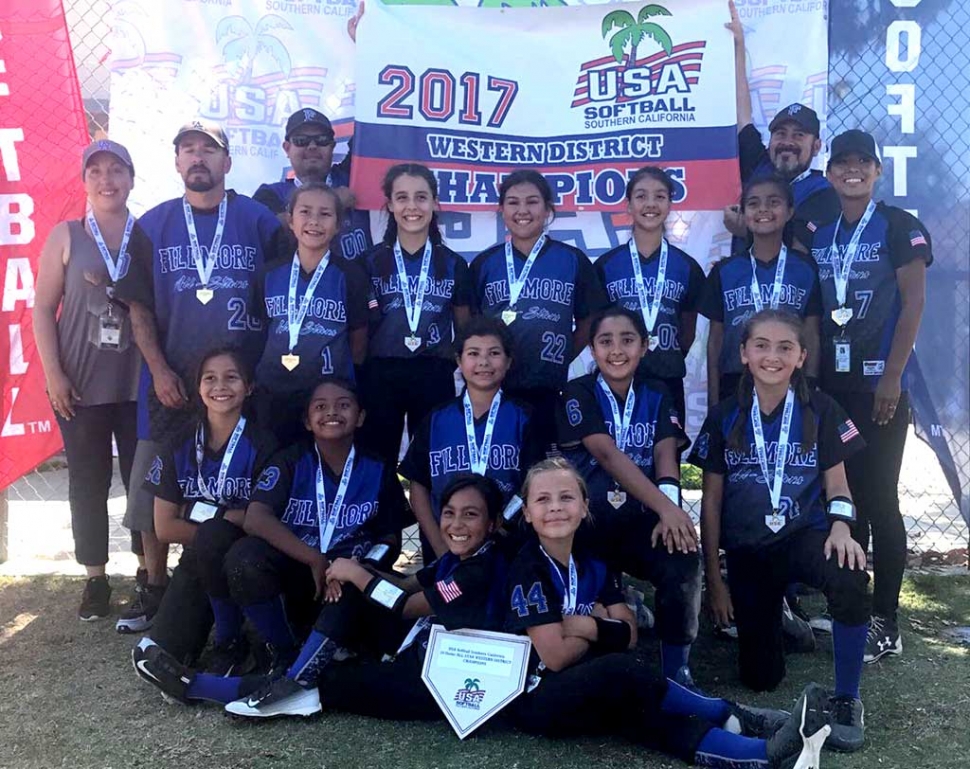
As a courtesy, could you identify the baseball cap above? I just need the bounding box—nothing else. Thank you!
[285,108,334,141]
[768,104,821,136]
[829,129,882,164]
[82,139,134,177]
[173,119,230,152]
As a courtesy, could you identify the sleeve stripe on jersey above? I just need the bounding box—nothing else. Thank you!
[436,578,463,603]
[838,419,860,443]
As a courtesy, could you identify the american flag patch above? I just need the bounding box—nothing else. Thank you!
[838,419,860,443]
[436,578,462,603]
[806,221,817,233]
[670,413,682,429]
[909,230,927,247]
[367,297,379,310]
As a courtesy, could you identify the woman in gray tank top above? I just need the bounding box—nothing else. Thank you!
[33,140,148,621]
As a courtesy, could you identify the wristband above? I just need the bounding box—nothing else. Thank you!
[187,500,221,524]
[656,477,682,508]
[363,576,408,615]
[362,543,393,569]
[593,617,631,652]
[827,496,856,526]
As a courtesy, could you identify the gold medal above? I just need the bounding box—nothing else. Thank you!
[281,353,300,371]
[501,309,517,325]
[196,287,214,305]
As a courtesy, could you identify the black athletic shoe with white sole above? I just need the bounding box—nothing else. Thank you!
[224,676,321,718]
[863,614,902,663]
[203,637,251,677]
[782,597,817,654]
[724,701,791,738]
[78,576,111,621]
[825,694,865,753]
[132,643,192,704]
[116,583,164,634]
[766,683,830,769]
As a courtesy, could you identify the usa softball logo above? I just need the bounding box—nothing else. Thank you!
[572,4,705,123]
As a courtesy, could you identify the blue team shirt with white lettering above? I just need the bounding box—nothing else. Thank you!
[255,255,370,393]
[399,393,539,521]
[471,239,608,390]
[688,391,864,551]
[250,442,405,558]
[557,374,688,520]
[145,418,277,513]
[118,191,282,381]
[364,242,472,360]
[251,165,372,261]
[699,249,822,375]
[803,202,932,393]
[594,242,705,379]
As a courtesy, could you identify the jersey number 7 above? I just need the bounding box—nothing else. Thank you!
[511,581,549,617]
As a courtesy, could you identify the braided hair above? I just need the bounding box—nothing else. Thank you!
[726,309,817,451]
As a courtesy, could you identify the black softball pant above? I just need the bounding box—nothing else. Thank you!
[150,518,245,663]
[726,527,870,692]
[831,390,909,618]
[319,644,441,721]
[509,653,711,764]
[56,402,139,565]
[253,385,311,449]
[579,511,702,646]
[358,356,457,465]
[223,535,319,633]
[506,385,560,454]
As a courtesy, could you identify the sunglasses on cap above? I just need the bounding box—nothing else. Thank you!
[290,134,335,148]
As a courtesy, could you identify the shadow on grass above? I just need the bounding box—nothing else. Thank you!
[0,575,967,769]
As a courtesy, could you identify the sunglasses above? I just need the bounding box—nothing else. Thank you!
[290,134,335,148]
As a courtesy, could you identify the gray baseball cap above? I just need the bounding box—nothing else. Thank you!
[82,139,135,177]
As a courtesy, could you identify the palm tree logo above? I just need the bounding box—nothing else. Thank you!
[601,4,673,68]
[216,14,293,82]
[463,678,481,691]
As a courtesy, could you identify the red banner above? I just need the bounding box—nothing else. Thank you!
[0,1,89,489]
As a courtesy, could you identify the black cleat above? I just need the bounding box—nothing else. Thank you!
[724,701,791,738]
[116,583,164,634]
[782,597,817,654]
[766,683,830,769]
[863,614,902,663]
[825,694,865,753]
[224,676,321,718]
[132,643,193,704]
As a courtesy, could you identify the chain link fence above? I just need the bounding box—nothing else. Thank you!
[4,0,966,569]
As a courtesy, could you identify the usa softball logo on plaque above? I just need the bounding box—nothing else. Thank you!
[353,0,739,212]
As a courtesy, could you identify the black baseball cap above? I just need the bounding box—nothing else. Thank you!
[173,119,230,152]
[285,108,334,141]
[768,103,821,136]
[829,129,881,164]
[82,139,134,177]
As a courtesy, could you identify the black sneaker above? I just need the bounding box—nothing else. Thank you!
[782,597,817,654]
[78,576,111,621]
[863,614,902,663]
[203,637,251,677]
[224,676,321,718]
[808,611,833,634]
[766,683,830,769]
[825,694,865,752]
[724,701,791,738]
[132,643,193,704]
[115,583,165,634]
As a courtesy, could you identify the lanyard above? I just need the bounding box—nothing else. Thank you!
[504,234,546,309]
[749,245,788,312]
[315,444,356,553]
[86,210,134,283]
[750,387,794,513]
[829,200,876,308]
[539,546,578,615]
[195,416,246,504]
[597,374,636,453]
[182,194,228,290]
[393,239,433,336]
[293,174,333,189]
[463,390,502,476]
[790,169,812,185]
[628,237,667,335]
[287,251,330,352]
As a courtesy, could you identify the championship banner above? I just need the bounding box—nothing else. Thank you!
[0,0,90,489]
[352,0,739,212]
[107,0,360,214]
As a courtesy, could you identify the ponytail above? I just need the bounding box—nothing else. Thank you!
[380,163,444,248]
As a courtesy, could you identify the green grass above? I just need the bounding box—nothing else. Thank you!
[0,574,967,769]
